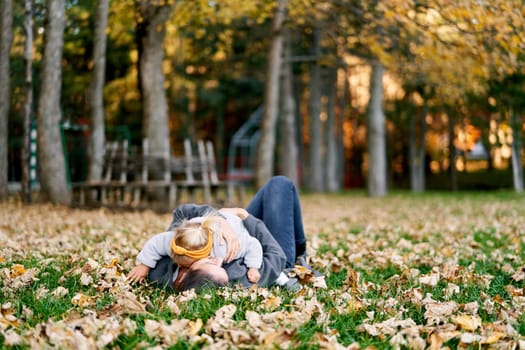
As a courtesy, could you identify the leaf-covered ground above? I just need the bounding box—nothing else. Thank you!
[1,192,525,349]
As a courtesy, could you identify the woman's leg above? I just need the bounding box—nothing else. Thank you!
[246,176,306,267]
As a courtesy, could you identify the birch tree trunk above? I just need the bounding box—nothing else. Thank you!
[37,0,71,204]
[366,60,387,197]
[293,67,305,185]
[510,110,524,192]
[0,0,13,200]
[307,28,323,192]
[278,28,298,186]
[88,0,109,182]
[137,1,174,161]
[21,0,33,203]
[409,103,427,193]
[325,67,339,192]
[255,0,285,188]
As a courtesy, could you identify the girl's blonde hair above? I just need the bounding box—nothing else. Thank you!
[170,216,221,259]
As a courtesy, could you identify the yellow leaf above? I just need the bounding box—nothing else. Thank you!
[480,332,506,344]
[453,315,481,331]
[1,303,20,329]
[71,292,95,307]
[347,298,363,313]
[188,318,202,335]
[10,264,26,278]
[106,257,119,268]
[261,295,282,311]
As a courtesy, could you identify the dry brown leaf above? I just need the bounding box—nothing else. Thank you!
[424,301,458,325]
[71,292,96,307]
[110,291,147,315]
[82,259,99,273]
[144,318,189,343]
[51,286,69,298]
[419,272,440,287]
[290,265,315,283]
[244,310,263,328]
[80,272,94,286]
[312,276,327,289]
[459,332,480,344]
[259,295,282,311]
[345,268,360,292]
[511,267,525,282]
[2,329,22,346]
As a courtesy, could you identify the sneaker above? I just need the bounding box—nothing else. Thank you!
[284,277,302,292]
[295,254,322,277]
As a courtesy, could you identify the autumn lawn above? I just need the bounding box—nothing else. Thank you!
[1,191,525,349]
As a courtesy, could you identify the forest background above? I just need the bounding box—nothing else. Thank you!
[0,0,524,205]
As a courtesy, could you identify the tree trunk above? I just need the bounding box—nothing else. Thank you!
[325,66,339,192]
[278,28,298,186]
[510,110,524,192]
[0,0,13,200]
[409,103,427,193]
[137,0,174,161]
[448,112,458,191]
[337,67,349,188]
[37,0,71,205]
[255,0,285,188]
[22,0,33,203]
[307,27,323,192]
[88,0,109,182]
[366,60,387,197]
[293,64,304,185]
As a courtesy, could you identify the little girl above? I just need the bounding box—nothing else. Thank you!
[170,214,262,283]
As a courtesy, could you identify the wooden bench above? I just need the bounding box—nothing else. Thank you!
[73,138,245,209]
[177,139,246,205]
[72,140,129,206]
[171,139,212,204]
[126,138,176,209]
[204,140,246,205]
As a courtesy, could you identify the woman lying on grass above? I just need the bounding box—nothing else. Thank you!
[128,176,319,292]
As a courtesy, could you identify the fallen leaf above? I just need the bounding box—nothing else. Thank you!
[453,315,481,331]
[480,331,506,344]
[10,264,26,278]
[188,318,203,335]
[71,292,95,307]
[51,286,69,298]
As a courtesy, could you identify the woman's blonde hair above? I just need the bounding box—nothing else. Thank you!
[170,216,222,259]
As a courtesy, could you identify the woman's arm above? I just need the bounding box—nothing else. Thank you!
[223,215,287,287]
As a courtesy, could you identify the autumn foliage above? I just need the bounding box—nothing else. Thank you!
[1,192,525,348]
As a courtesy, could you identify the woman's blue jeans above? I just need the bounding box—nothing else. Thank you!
[246,176,306,268]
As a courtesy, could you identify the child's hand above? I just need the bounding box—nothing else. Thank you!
[128,263,150,284]
[220,208,249,220]
[247,268,261,283]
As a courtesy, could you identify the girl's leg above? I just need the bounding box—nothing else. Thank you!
[246,176,306,267]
